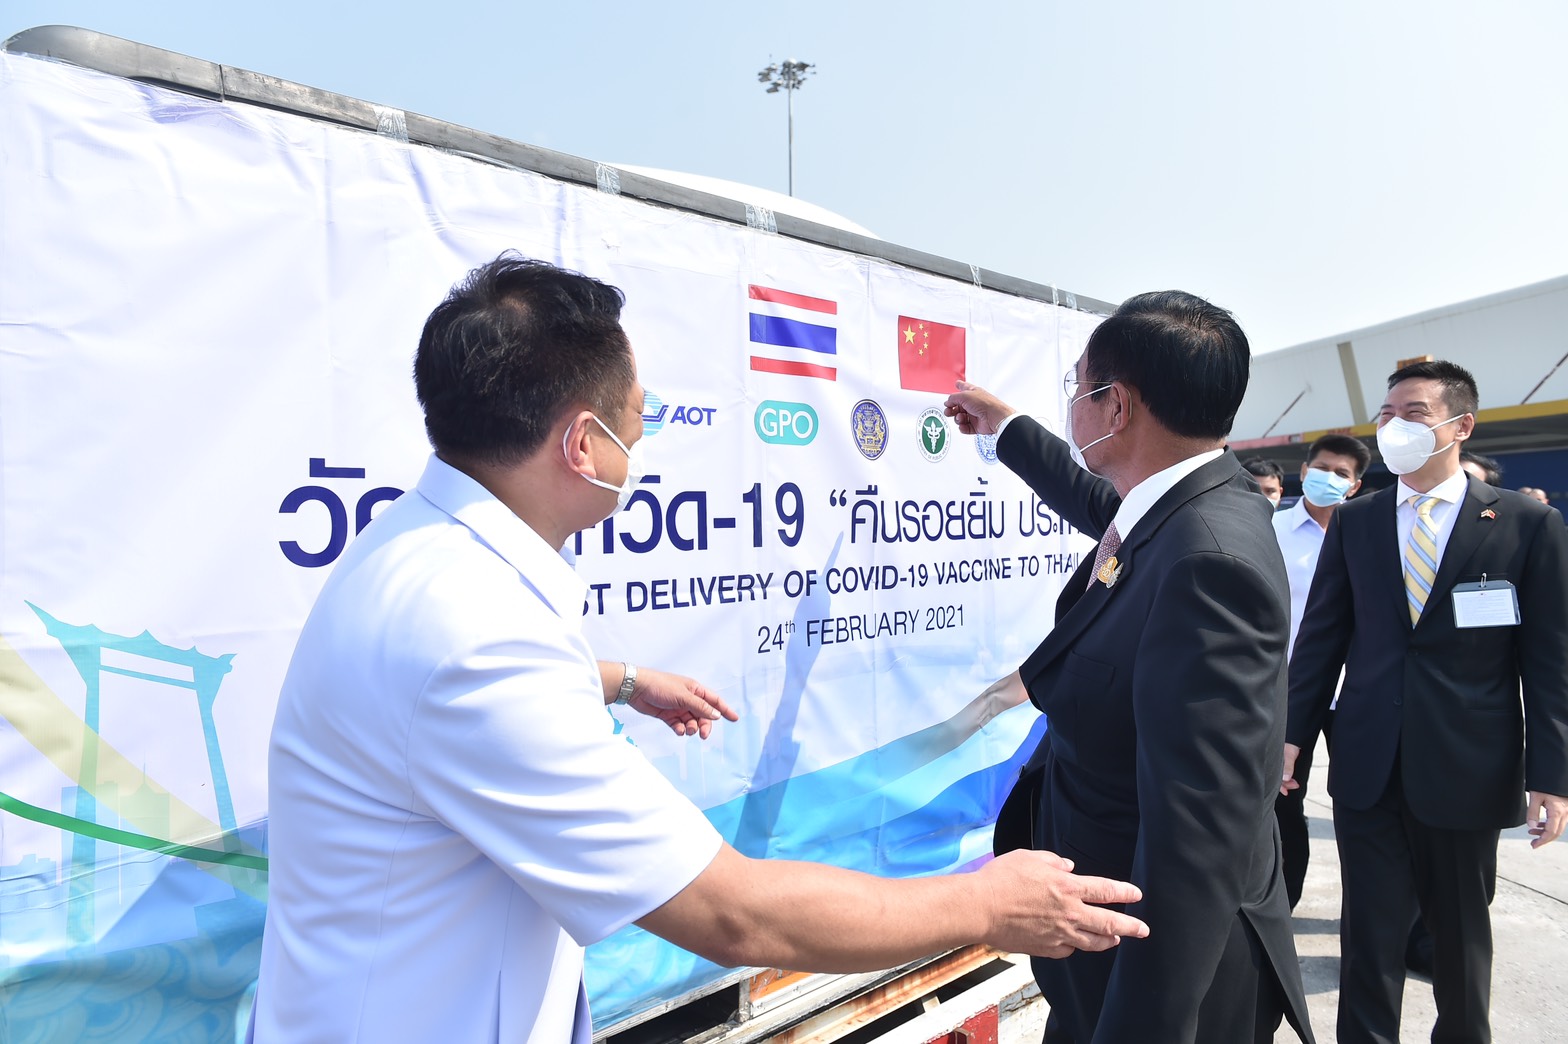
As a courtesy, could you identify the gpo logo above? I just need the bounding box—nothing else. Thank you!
[754,400,819,446]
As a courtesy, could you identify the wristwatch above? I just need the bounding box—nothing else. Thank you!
[615,662,638,705]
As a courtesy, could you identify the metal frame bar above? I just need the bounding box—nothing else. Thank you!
[3,24,1116,317]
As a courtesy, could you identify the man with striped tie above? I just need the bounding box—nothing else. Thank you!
[1284,359,1568,1044]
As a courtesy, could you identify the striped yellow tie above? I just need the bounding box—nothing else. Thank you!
[1404,495,1440,625]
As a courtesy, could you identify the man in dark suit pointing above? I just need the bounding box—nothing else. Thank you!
[946,291,1312,1044]
[1285,360,1568,1044]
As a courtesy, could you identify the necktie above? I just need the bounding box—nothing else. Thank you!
[1403,495,1439,625]
[1088,522,1122,591]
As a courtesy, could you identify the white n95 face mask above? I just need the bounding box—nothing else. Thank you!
[565,415,645,513]
[1376,414,1463,476]
[1063,384,1115,473]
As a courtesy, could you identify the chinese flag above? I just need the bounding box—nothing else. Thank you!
[897,316,966,393]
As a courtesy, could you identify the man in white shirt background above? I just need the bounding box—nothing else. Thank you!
[251,253,1150,1043]
[1269,434,1370,911]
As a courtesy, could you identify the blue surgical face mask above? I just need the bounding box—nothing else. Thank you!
[1300,468,1354,508]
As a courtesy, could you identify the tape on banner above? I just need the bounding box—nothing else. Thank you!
[373,105,409,143]
[745,204,778,234]
[595,163,622,195]
[1051,286,1060,306]
[1065,292,1078,310]
[969,264,982,288]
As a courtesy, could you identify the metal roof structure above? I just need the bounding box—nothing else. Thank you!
[1233,274,1568,467]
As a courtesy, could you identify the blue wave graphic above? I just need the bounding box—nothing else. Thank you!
[586,709,1047,1028]
[0,852,266,1043]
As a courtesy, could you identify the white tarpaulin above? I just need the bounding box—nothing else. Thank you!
[0,50,1099,1039]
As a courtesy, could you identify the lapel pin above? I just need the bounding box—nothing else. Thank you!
[1480,509,1497,520]
[1097,555,1124,588]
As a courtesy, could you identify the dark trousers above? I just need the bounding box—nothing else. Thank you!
[1333,767,1499,1044]
[1033,911,1286,1044]
[1275,715,1332,910]
[1274,739,1316,910]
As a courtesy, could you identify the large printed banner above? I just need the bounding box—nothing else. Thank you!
[0,52,1101,1039]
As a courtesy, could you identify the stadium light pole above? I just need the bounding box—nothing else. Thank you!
[757,59,814,196]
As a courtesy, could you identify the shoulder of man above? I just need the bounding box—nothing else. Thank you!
[1490,485,1557,519]
[1170,479,1282,554]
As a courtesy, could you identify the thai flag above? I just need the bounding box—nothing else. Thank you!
[747,285,838,381]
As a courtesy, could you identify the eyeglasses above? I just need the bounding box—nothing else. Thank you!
[1063,370,1115,399]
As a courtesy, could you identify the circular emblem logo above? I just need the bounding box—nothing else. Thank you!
[916,407,950,462]
[975,432,999,464]
[850,399,889,460]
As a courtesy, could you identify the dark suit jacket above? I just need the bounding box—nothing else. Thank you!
[1287,477,1568,829]
[992,417,1311,1044]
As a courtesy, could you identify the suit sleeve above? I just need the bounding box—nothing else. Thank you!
[1285,508,1355,749]
[995,415,1120,539]
[1092,550,1286,1043]
[1517,507,1568,796]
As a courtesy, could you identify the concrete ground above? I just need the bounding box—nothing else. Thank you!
[1275,737,1568,1043]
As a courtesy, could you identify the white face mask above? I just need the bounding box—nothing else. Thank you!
[1376,414,1463,476]
[565,414,645,514]
[1063,384,1115,473]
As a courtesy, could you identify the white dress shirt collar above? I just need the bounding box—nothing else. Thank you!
[415,454,585,619]
[1111,448,1226,541]
[1395,468,1470,509]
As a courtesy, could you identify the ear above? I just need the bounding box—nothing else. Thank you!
[1107,381,1133,432]
[1300,462,1311,482]
[1348,478,1363,498]
[1454,413,1477,442]
[561,411,600,478]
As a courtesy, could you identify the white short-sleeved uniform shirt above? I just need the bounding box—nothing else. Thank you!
[253,456,722,1043]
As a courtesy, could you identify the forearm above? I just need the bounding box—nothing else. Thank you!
[646,848,990,973]
[640,844,1148,972]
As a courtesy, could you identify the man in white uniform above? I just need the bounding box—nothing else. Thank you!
[252,255,1150,1043]
[1270,434,1369,911]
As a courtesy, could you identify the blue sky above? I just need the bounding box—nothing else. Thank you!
[4,1,1565,351]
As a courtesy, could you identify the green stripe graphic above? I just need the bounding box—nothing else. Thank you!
[0,791,268,871]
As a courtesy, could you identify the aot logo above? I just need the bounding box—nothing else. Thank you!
[754,400,819,446]
[642,391,716,436]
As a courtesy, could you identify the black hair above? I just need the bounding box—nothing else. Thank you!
[1460,450,1503,485]
[414,253,635,466]
[1241,457,1284,482]
[1083,290,1249,440]
[1307,434,1372,479]
[1385,360,1479,418]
